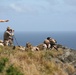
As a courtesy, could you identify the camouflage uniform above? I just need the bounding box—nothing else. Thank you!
[3,27,14,46]
[47,37,58,50]
[43,39,51,49]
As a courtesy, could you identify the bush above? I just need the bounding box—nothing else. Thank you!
[6,65,23,75]
[0,58,8,72]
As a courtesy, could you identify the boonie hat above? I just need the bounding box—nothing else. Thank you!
[7,26,11,30]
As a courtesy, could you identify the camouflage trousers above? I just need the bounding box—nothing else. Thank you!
[4,39,13,46]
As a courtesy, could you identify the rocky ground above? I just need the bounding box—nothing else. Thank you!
[51,44,76,75]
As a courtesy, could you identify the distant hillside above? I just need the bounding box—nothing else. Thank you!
[0,45,76,75]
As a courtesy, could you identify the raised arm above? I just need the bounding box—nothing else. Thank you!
[0,20,9,22]
[6,30,14,36]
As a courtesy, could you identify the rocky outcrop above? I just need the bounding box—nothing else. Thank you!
[55,46,76,75]
[37,43,76,75]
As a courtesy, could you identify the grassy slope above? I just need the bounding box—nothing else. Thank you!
[0,46,75,75]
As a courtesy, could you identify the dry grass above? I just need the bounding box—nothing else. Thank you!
[0,46,75,75]
[65,64,75,75]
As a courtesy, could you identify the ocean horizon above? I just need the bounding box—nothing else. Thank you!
[0,31,76,50]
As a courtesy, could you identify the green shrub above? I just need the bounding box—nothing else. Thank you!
[6,65,23,75]
[0,58,8,72]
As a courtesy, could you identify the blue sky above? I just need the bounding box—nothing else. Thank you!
[0,0,76,32]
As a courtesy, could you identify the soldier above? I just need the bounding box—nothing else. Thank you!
[3,27,14,46]
[47,37,58,50]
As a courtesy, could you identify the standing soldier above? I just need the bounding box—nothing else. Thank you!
[3,27,14,46]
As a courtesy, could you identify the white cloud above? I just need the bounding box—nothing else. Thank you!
[10,4,23,12]
[9,0,50,13]
[1,0,76,14]
[10,3,35,13]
